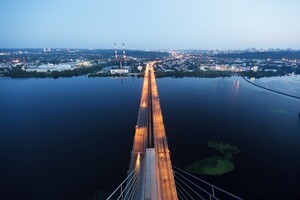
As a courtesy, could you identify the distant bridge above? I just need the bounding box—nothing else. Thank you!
[107,62,242,200]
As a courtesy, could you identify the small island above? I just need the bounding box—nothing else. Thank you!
[186,141,240,176]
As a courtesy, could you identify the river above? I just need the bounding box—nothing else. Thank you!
[0,75,299,199]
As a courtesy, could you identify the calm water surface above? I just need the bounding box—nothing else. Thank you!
[0,76,299,199]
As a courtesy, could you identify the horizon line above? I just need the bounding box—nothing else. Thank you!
[0,47,299,51]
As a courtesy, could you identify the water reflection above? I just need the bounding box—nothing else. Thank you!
[232,80,240,98]
[211,79,218,96]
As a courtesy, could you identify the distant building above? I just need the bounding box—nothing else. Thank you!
[264,69,277,72]
[110,68,129,74]
[199,66,206,71]
[164,69,174,72]
[251,66,258,72]
[0,63,8,68]
[76,61,91,67]
[43,48,51,52]
[137,66,143,71]
[25,63,74,72]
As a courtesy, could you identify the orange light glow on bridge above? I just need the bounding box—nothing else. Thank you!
[129,62,177,199]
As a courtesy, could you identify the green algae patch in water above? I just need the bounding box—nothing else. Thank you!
[186,141,240,176]
[207,141,240,157]
[186,156,234,176]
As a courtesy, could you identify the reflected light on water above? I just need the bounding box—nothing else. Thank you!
[232,80,240,98]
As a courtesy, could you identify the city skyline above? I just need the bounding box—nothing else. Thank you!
[0,0,300,49]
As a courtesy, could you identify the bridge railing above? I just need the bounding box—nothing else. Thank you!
[172,165,243,200]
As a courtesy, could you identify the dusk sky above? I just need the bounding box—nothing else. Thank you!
[1,0,300,49]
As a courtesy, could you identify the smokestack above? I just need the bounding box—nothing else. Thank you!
[123,43,126,60]
[114,43,118,60]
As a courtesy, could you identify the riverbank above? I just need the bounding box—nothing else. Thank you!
[243,77,300,99]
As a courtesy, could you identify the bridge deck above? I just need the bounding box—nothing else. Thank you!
[149,63,178,200]
[129,65,150,170]
[129,62,177,199]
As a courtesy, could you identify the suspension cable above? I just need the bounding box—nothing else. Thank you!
[107,159,144,199]
[175,178,196,200]
[122,170,140,200]
[174,169,218,200]
[119,160,144,200]
[126,163,143,200]
[176,182,189,200]
[173,166,242,200]
[175,174,206,200]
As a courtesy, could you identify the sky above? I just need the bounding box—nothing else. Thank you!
[0,0,300,49]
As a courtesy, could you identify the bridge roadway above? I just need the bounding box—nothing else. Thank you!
[129,64,150,170]
[129,62,178,199]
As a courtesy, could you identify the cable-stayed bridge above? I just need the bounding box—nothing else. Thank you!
[107,62,242,200]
